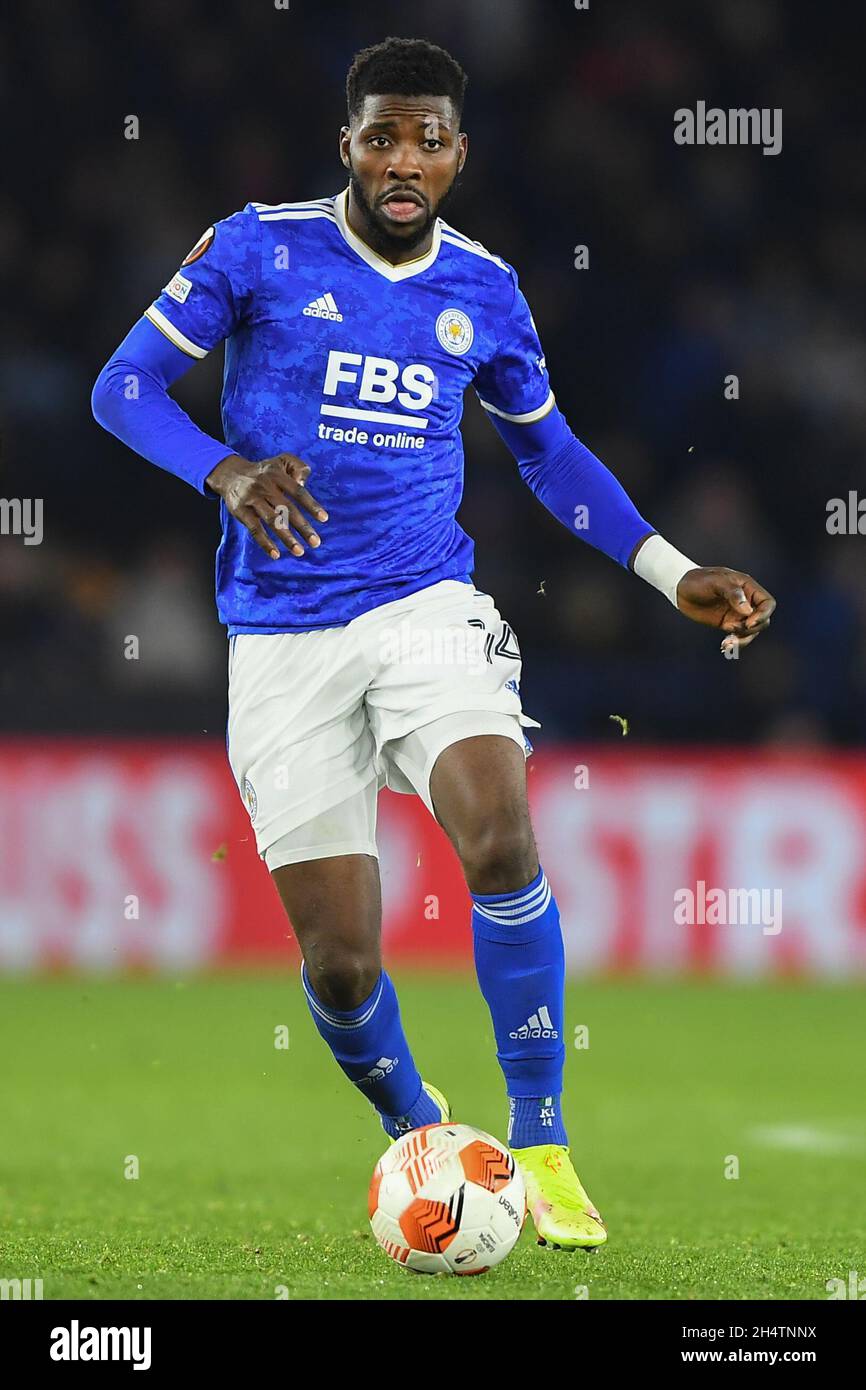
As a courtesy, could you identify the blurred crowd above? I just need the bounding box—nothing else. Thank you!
[1,0,864,741]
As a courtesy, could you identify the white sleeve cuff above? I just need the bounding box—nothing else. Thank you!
[633,533,698,607]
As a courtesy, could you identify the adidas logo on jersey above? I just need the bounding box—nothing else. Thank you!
[509,1006,559,1040]
[358,1056,398,1085]
[303,292,343,322]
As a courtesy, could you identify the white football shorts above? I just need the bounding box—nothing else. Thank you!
[226,579,539,870]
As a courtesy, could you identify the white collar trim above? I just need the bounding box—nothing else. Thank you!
[333,187,442,281]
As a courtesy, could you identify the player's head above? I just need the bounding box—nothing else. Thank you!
[341,36,468,253]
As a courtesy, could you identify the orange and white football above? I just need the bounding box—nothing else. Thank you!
[369,1122,526,1275]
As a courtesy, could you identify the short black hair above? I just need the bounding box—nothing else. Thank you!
[346,36,468,124]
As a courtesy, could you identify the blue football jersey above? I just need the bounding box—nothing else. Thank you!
[145,189,554,633]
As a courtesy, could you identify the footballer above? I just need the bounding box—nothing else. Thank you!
[92,36,775,1249]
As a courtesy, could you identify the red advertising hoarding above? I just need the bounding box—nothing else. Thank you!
[1,741,865,976]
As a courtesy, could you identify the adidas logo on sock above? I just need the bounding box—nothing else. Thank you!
[357,1056,398,1085]
[509,1005,559,1040]
[302,292,343,321]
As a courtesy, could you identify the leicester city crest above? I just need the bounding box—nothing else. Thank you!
[436,308,474,355]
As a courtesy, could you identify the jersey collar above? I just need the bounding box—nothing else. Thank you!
[333,187,442,282]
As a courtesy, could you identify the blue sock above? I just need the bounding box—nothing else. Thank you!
[508,1095,565,1148]
[471,867,568,1147]
[301,965,441,1137]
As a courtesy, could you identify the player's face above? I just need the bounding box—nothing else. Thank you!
[341,94,467,254]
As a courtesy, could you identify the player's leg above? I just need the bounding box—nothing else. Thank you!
[268,842,447,1138]
[226,628,445,1139]
[361,583,566,1144]
[428,733,567,1149]
[365,581,605,1244]
[429,732,606,1248]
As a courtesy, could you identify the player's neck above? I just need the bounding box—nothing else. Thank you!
[345,186,436,266]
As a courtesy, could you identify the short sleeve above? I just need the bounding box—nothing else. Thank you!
[474,270,555,424]
[144,206,261,360]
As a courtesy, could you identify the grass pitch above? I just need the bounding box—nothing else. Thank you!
[1,973,863,1300]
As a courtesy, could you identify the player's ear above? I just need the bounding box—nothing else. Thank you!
[457,131,469,175]
[339,126,351,169]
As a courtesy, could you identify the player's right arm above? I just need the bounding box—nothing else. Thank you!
[91,211,326,558]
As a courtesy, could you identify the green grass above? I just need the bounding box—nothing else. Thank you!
[1,974,863,1300]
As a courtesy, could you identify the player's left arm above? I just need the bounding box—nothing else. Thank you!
[474,273,775,654]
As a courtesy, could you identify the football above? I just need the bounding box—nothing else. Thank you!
[368,1122,526,1274]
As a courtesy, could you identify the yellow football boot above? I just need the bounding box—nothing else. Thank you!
[511,1144,607,1249]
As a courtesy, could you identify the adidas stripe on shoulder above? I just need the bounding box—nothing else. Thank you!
[252,197,337,223]
[439,220,510,273]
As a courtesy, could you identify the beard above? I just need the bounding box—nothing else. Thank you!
[347,165,459,258]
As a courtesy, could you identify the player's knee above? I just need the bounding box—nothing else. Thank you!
[454,813,537,894]
[304,946,381,1011]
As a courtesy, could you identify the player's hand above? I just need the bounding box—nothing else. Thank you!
[675,567,776,654]
[205,453,328,559]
